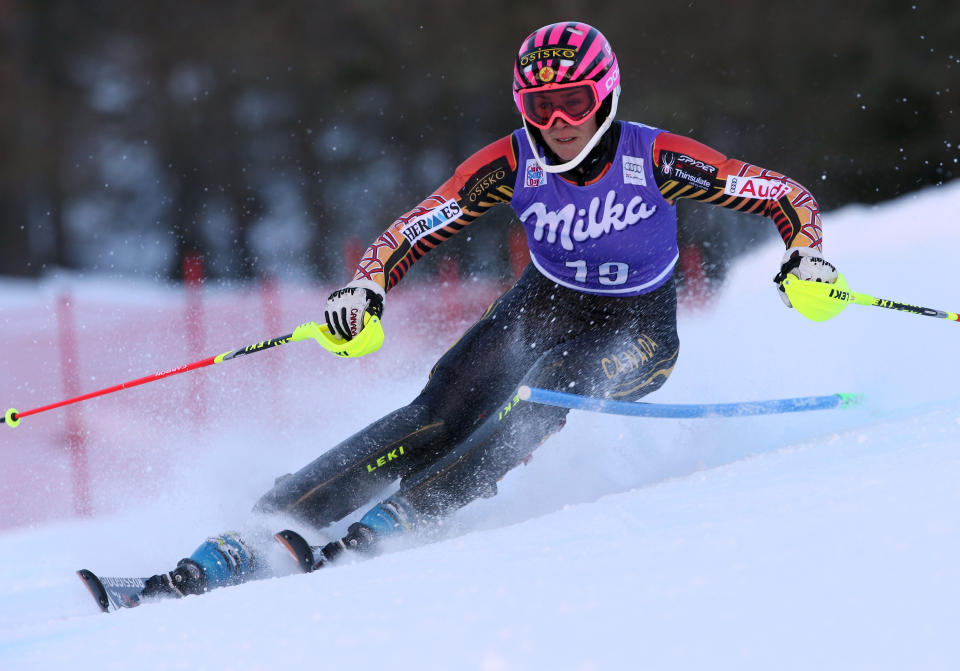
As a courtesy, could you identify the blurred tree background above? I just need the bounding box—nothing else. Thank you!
[0,0,957,285]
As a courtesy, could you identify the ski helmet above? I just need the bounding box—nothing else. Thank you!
[513,21,621,173]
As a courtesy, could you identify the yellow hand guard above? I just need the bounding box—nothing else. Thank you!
[292,313,384,358]
[781,273,853,322]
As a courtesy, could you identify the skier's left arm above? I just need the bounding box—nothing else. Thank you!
[651,132,838,307]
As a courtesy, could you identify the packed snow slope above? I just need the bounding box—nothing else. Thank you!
[1,182,959,670]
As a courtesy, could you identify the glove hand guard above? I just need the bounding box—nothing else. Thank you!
[774,247,838,308]
[325,279,385,340]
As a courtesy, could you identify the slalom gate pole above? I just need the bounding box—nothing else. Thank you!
[517,386,863,419]
[782,274,959,324]
[2,318,384,429]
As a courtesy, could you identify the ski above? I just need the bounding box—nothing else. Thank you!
[76,568,187,613]
[275,529,323,573]
[77,530,322,613]
[76,569,150,613]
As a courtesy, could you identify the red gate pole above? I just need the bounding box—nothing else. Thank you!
[183,251,206,422]
[260,274,285,424]
[343,237,363,278]
[678,244,708,310]
[57,292,91,517]
[508,227,529,283]
[438,257,462,329]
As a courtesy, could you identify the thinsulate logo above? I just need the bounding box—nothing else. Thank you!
[517,191,658,251]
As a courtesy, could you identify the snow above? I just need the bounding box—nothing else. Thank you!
[2,182,959,670]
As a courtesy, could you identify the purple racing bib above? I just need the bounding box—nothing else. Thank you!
[511,122,678,295]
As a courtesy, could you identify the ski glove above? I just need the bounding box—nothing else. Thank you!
[774,247,838,308]
[325,279,385,340]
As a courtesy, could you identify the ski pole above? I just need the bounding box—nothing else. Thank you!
[782,273,959,324]
[517,386,863,418]
[2,317,384,429]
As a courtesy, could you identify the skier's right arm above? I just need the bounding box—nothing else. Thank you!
[324,134,520,340]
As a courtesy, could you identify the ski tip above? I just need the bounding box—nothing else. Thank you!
[836,392,865,409]
[274,529,315,574]
[76,569,111,613]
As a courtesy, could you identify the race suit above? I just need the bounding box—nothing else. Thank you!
[256,121,824,527]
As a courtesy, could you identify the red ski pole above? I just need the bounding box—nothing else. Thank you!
[3,332,297,428]
[3,317,385,429]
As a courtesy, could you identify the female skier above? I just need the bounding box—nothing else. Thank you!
[130,21,838,602]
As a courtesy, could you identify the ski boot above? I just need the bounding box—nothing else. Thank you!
[140,531,257,600]
[277,496,417,573]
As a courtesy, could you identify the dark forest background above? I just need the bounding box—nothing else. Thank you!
[1,0,957,285]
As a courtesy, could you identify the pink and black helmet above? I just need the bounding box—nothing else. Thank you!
[512,22,621,172]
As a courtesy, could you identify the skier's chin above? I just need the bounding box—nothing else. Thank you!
[547,137,586,161]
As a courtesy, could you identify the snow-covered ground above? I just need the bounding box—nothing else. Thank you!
[1,182,959,670]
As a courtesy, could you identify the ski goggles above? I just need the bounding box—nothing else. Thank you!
[515,81,605,130]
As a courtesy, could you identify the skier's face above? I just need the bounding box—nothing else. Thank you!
[540,113,599,162]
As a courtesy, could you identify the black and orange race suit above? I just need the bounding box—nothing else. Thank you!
[351,125,822,291]
[256,122,825,528]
